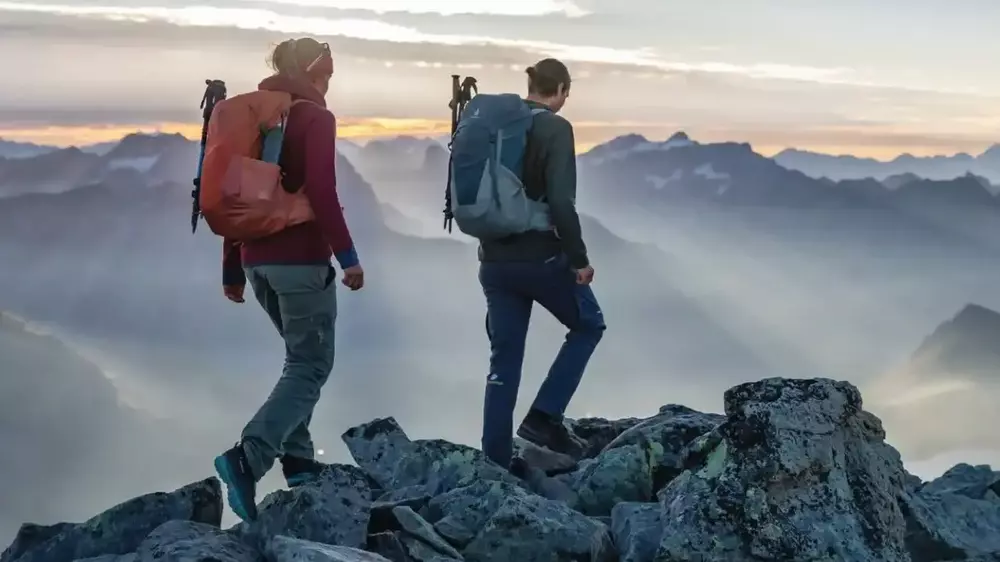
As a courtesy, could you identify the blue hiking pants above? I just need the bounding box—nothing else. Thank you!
[240,264,338,480]
[479,253,606,467]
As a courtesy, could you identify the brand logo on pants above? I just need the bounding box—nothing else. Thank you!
[487,373,502,385]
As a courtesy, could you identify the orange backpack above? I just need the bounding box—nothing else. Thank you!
[197,89,315,240]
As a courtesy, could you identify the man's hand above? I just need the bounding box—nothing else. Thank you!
[223,284,245,303]
[575,265,595,285]
[342,264,364,291]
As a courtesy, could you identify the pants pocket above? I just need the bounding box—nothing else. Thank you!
[323,265,336,289]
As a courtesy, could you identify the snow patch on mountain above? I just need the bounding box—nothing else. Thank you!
[106,156,160,174]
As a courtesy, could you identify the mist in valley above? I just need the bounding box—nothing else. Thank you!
[3,134,1000,542]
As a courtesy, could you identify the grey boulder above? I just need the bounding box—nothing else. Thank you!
[341,418,519,496]
[134,520,258,562]
[242,465,371,550]
[656,377,911,562]
[462,493,616,562]
[390,507,462,560]
[569,444,654,516]
[901,487,1000,561]
[603,404,723,491]
[267,535,391,561]
[919,463,1000,500]
[611,503,662,562]
[422,481,529,549]
[1,478,222,562]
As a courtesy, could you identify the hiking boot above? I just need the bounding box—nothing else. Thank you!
[516,409,585,459]
[213,443,258,522]
[280,455,329,488]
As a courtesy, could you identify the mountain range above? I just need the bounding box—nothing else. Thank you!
[775,144,1000,184]
[578,132,999,210]
[0,129,782,442]
[4,128,1000,540]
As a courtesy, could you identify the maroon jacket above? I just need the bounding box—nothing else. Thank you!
[222,74,358,286]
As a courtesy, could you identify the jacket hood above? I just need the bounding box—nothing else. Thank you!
[258,73,327,107]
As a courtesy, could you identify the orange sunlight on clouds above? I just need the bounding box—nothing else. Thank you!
[0,118,454,148]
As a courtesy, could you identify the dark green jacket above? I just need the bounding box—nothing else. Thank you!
[478,99,590,269]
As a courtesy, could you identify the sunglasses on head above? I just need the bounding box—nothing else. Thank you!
[305,42,332,74]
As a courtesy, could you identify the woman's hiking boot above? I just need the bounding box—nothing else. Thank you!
[213,443,258,522]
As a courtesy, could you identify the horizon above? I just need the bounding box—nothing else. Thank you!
[3,0,999,159]
[3,127,999,164]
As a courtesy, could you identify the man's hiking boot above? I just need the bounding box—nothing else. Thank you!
[280,455,328,488]
[213,443,258,522]
[516,408,585,459]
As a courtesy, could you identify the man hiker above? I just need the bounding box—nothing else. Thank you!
[212,37,364,522]
[451,58,606,471]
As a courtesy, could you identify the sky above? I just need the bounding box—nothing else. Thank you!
[1,0,999,158]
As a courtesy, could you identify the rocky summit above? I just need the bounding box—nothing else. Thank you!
[4,378,1000,562]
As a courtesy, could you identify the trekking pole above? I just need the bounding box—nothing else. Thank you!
[443,75,461,232]
[443,75,478,232]
[191,79,227,233]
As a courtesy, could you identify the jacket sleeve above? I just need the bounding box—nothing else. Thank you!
[544,118,589,269]
[222,237,245,286]
[302,111,359,269]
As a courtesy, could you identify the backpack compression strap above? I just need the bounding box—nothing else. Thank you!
[191,79,227,234]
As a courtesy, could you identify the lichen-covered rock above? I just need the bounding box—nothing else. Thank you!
[611,503,662,562]
[603,404,722,492]
[655,378,910,562]
[567,416,644,458]
[134,520,258,562]
[462,493,616,562]
[1,478,222,562]
[392,440,521,496]
[391,507,462,560]
[920,463,1000,500]
[342,419,519,496]
[570,444,654,516]
[342,418,417,491]
[267,535,391,561]
[901,489,1000,561]
[422,481,530,549]
[242,464,370,550]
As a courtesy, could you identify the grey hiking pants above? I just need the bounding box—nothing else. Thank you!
[241,264,338,481]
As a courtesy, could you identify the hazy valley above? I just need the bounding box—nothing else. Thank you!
[3,131,1000,543]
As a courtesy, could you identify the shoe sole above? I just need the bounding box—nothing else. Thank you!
[214,455,257,522]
